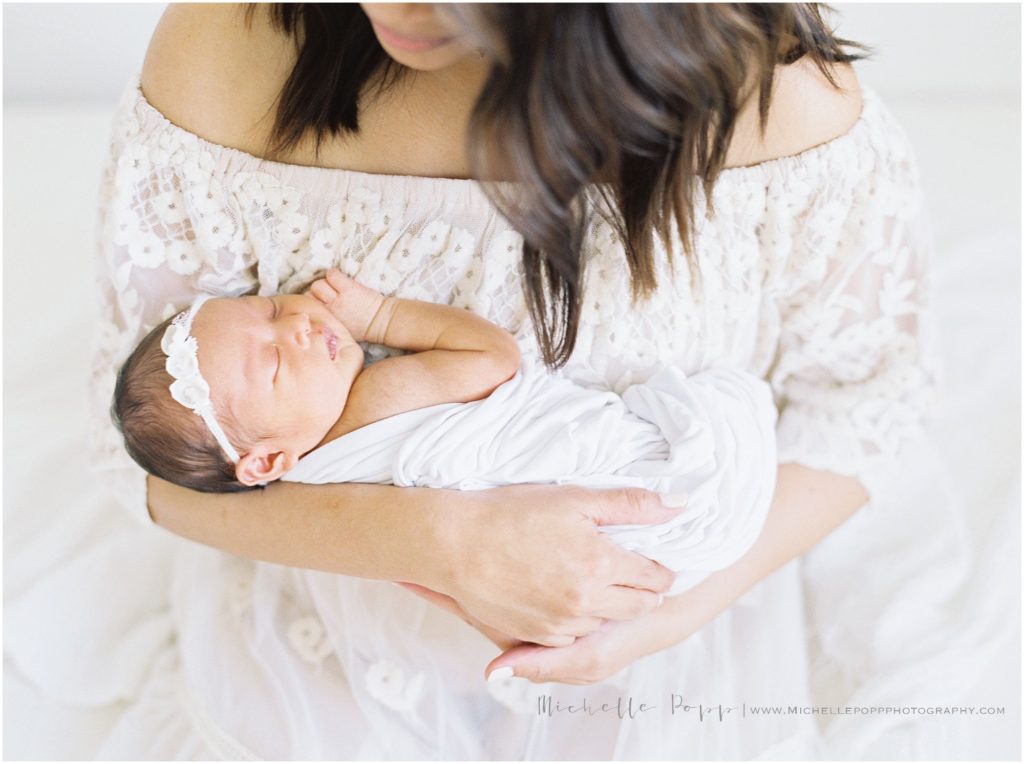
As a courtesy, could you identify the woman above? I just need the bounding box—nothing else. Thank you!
[85,3,932,758]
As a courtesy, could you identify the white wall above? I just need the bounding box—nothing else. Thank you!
[831,3,1020,101]
[2,3,1021,105]
[3,3,164,105]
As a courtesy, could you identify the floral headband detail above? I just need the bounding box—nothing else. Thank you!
[161,294,240,464]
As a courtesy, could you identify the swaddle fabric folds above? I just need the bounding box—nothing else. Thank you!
[284,360,778,594]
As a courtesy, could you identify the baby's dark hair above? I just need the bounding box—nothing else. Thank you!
[111,315,256,494]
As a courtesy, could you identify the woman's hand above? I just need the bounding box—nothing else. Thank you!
[483,575,717,685]
[486,616,664,686]
[425,483,685,647]
[306,268,385,343]
[398,579,675,685]
[395,582,525,652]
[478,464,872,684]
[482,595,694,685]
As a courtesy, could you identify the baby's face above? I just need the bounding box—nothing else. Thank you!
[192,294,363,458]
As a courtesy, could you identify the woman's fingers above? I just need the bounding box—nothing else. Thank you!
[485,642,578,684]
[586,585,666,621]
[532,634,577,648]
[557,616,606,637]
[612,550,678,595]
[485,626,617,686]
[430,484,683,646]
[576,487,681,596]
[586,487,686,526]
[396,582,524,651]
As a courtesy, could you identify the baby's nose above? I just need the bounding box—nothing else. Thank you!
[289,314,312,348]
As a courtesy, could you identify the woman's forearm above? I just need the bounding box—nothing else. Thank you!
[147,475,686,646]
[147,476,457,586]
[653,463,868,647]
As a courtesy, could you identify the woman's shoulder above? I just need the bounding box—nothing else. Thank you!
[724,57,864,170]
[140,3,294,157]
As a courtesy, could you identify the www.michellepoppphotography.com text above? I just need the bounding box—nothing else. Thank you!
[536,695,1007,721]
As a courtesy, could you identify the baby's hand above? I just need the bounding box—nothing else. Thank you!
[306,269,386,343]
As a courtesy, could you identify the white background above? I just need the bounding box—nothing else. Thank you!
[3,3,1021,759]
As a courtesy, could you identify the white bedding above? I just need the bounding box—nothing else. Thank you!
[3,103,1020,759]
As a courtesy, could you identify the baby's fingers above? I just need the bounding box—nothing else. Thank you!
[307,279,339,305]
[326,267,363,293]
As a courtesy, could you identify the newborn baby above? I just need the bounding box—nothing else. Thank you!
[113,270,778,593]
[114,269,529,491]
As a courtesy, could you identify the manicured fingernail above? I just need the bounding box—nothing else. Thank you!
[660,493,688,508]
[487,666,514,682]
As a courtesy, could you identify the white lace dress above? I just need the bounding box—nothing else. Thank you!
[66,74,931,758]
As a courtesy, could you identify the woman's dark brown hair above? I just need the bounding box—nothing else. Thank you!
[248,3,869,368]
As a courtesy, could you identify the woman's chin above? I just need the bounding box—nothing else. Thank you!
[377,41,479,72]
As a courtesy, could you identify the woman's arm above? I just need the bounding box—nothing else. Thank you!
[147,475,686,646]
[486,464,866,682]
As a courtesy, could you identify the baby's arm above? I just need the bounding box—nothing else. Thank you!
[308,268,521,413]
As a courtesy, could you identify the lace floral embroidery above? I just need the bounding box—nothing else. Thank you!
[92,76,935,529]
[365,659,426,712]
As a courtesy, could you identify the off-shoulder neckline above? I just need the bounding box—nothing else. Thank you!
[129,74,877,188]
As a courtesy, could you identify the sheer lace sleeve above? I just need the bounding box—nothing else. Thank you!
[766,107,936,490]
[90,83,258,523]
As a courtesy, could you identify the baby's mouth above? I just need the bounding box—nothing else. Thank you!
[322,327,338,361]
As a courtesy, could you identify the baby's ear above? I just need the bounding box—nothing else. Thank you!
[236,446,296,486]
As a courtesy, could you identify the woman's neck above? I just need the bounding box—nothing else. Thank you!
[273,54,492,179]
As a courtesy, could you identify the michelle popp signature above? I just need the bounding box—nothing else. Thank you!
[537,694,741,721]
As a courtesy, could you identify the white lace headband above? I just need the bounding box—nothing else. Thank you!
[161,294,241,464]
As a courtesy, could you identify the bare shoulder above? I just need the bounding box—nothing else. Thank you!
[725,58,864,169]
[140,3,295,153]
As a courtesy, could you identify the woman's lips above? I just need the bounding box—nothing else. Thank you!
[369,19,456,52]
[322,327,338,361]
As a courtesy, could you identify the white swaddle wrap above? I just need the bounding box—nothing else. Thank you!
[284,360,778,594]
